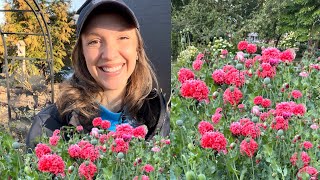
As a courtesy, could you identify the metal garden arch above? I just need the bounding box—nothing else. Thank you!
[0,0,54,122]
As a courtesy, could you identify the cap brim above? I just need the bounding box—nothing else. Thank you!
[76,0,139,37]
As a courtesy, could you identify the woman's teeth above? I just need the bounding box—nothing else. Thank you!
[101,65,122,73]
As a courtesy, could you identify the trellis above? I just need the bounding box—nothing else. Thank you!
[0,0,54,122]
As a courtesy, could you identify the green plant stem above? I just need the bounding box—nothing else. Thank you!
[180,128,188,173]
[182,154,189,173]
[270,85,275,103]
[251,157,255,180]
[278,138,281,161]
[16,149,22,176]
[233,164,240,180]
[202,103,206,121]
[180,127,186,151]
[224,156,232,178]
[287,65,291,88]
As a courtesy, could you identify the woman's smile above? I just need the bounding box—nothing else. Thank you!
[98,63,125,75]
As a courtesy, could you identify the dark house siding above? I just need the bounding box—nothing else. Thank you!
[124,0,171,102]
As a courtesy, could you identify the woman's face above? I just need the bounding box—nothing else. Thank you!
[81,13,138,92]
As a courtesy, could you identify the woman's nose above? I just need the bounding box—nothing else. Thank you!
[101,42,118,61]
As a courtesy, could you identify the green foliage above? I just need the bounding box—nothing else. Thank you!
[240,0,285,43]
[176,45,199,66]
[172,0,264,58]
[0,131,24,177]
[280,0,320,42]
[278,32,299,49]
[207,37,234,54]
[171,0,191,11]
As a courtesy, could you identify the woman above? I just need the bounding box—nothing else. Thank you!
[26,0,170,149]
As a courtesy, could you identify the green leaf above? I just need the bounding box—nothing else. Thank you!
[283,167,288,177]
[263,144,274,157]
[240,166,247,180]
[102,167,113,179]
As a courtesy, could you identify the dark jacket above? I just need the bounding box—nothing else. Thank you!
[26,89,170,150]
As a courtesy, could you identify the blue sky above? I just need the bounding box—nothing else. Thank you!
[0,0,86,24]
[71,0,86,11]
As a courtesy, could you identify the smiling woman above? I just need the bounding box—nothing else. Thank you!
[81,13,138,101]
[26,0,170,149]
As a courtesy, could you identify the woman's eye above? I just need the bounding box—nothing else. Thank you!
[119,36,129,40]
[88,40,101,46]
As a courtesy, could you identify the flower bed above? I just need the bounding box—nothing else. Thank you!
[0,119,170,179]
[171,41,319,179]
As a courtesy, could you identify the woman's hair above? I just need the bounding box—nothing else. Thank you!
[56,19,158,126]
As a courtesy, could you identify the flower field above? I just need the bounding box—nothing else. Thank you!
[0,119,170,179]
[171,41,319,179]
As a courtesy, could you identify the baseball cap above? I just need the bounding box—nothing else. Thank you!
[76,0,140,37]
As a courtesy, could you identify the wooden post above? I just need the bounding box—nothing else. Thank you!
[16,40,26,74]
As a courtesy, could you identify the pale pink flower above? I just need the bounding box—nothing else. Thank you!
[90,128,99,138]
[151,146,161,152]
[310,124,319,130]
[251,106,261,116]
[235,52,245,62]
[299,71,309,77]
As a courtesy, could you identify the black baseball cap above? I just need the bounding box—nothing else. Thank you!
[76,0,140,37]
